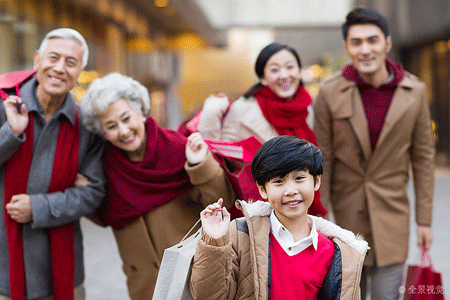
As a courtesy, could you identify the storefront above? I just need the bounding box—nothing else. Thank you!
[401,37,450,166]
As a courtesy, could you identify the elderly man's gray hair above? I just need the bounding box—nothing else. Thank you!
[39,28,89,68]
[80,73,151,134]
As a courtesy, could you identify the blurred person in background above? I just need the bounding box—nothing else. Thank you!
[313,7,435,300]
[0,28,105,300]
[197,42,327,217]
[79,72,236,300]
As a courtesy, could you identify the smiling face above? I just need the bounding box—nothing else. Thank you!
[34,37,84,101]
[260,49,302,100]
[344,24,392,82]
[258,169,320,225]
[99,98,147,162]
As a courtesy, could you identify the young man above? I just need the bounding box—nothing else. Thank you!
[189,136,369,300]
[313,7,435,300]
[0,28,105,299]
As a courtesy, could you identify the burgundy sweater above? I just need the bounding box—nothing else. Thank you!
[342,59,405,150]
[270,232,334,299]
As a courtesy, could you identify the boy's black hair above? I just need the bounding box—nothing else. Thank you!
[243,42,303,99]
[251,136,324,187]
[342,7,389,40]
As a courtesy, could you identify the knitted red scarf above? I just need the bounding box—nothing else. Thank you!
[3,111,79,300]
[254,85,318,146]
[102,116,193,229]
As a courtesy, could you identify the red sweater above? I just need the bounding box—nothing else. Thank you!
[270,232,334,299]
[342,59,405,150]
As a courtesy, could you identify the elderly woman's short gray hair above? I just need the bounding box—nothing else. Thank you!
[80,73,151,134]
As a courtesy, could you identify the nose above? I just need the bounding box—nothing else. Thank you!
[53,58,65,73]
[118,123,130,137]
[279,68,289,79]
[360,42,370,54]
[283,182,299,196]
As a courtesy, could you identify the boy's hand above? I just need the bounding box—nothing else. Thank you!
[3,96,29,137]
[186,132,208,165]
[201,198,230,239]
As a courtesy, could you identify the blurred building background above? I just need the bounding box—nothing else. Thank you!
[0,0,448,164]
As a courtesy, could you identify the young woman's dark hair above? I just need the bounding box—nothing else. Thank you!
[243,43,303,98]
[342,7,389,40]
[251,135,324,187]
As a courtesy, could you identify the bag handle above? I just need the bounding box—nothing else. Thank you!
[181,218,202,242]
[420,246,434,269]
[0,84,21,101]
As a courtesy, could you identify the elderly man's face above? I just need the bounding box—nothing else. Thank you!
[34,37,84,99]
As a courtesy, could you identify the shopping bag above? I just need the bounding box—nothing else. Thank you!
[152,220,202,300]
[404,247,445,300]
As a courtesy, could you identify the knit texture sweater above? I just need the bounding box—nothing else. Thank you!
[270,232,334,299]
[342,59,405,150]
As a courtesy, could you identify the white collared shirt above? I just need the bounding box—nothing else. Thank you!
[270,211,319,256]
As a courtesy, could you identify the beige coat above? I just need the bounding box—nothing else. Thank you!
[112,152,236,300]
[190,200,369,300]
[313,71,435,267]
[198,96,279,142]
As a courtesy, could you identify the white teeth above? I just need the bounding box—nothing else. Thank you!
[285,201,301,205]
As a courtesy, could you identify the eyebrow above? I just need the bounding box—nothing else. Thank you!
[350,34,380,41]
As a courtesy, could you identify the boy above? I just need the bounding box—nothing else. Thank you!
[189,136,370,299]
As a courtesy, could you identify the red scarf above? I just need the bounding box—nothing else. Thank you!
[254,85,327,216]
[102,117,193,229]
[3,111,79,300]
[254,85,318,146]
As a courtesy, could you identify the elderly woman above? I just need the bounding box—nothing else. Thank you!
[79,73,236,299]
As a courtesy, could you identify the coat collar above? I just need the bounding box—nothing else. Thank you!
[20,77,78,126]
[237,200,369,254]
[332,74,416,161]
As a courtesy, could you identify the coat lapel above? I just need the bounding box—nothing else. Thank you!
[336,80,372,161]
[375,76,415,151]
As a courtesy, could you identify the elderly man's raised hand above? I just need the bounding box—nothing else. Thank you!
[3,96,29,137]
[200,198,230,239]
[186,132,209,165]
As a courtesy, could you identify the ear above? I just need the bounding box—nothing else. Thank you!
[385,36,392,54]
[343,40,349,56]
[33,51,40,71]
[314,175,321,191]
[260,76,267,86]
[257,184,268,199]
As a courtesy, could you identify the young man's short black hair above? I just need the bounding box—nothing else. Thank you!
[342,7,389,40]
[251,135,324,187]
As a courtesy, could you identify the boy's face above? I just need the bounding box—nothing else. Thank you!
[258,169,321,224]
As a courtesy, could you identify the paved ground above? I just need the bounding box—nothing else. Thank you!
[81,168,450,299]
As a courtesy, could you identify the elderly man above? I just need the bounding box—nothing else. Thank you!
[0,28,105,300]
[314,7,435,300]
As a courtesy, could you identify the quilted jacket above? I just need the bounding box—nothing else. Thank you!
[189,200,369,299]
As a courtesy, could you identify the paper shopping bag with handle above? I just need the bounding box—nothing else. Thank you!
[403,247,445,300]
[152,220,202,300]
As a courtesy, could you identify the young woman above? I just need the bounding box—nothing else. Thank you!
[79,73,236,299]
[197,42,327,216]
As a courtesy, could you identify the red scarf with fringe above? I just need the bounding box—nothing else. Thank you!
[102,116,193,229]
[4,111,79,300]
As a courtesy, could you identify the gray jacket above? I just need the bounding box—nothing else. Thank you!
[0,77,106,299]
